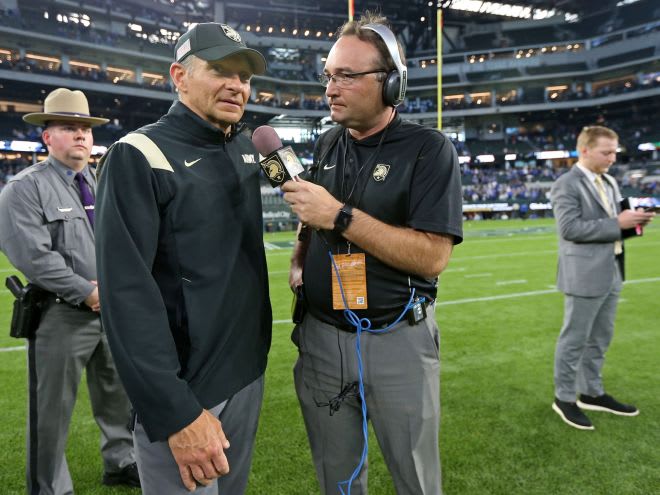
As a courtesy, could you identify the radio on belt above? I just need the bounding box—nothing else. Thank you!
[407,297,426,325]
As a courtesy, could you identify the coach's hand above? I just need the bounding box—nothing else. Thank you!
[168,409,230,491]
[282,178,342,230]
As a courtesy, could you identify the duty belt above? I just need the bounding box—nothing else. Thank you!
[44,293,94,313]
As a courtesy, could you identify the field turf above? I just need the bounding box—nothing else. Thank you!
[0,218,658,494]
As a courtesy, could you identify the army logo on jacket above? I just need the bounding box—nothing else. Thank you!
[373,164,390,182]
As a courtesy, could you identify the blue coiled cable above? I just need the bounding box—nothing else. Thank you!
[328,250,423,495]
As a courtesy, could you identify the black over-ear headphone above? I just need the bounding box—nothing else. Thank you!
[362,23,408,107]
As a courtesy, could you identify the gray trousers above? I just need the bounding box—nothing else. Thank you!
[293,311,442,495]
[132,374,264,495]
[26,301,134,495]
[554,265,622,402]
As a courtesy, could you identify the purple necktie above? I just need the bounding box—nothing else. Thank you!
[74,172,95,228]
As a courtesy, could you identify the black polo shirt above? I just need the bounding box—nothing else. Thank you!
[302,114,463,328]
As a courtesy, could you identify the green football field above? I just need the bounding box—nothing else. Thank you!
[0,218,658,494]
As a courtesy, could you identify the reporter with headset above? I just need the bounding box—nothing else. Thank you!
[282,13,463,495]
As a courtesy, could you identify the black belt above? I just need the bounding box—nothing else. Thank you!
[44,293,93,312]
[320,300,432,333]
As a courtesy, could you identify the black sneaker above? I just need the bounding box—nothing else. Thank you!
[577,393,639,416]
[552,398,595,430]
[102,462,141,488]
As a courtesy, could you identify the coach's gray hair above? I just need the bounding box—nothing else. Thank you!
[179,54,198,74]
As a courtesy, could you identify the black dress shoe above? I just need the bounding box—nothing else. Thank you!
[552,398,595,430]
[577,393,639,416]
[102,462,141,488]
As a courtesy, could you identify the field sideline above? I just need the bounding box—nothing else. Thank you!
[0,218,658,494]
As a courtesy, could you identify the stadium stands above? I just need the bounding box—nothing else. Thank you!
[1,0,659,228]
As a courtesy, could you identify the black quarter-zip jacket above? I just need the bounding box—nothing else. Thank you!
[96,101,272,442]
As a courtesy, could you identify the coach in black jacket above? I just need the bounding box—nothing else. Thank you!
[96,23,271,494]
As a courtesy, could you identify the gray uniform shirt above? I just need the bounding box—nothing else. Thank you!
[0,156,96,305]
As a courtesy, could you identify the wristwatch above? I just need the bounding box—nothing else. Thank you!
[333,204,354,234]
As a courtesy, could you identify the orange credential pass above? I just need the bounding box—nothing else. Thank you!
[331,253,368,310]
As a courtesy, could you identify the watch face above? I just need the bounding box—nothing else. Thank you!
[334,206,353,233]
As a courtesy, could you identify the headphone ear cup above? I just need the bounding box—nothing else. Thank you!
[382,70,401,106]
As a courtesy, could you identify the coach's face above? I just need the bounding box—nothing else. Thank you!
[582,137,618,175]
[172,54,252,133]
[324,35,389,136]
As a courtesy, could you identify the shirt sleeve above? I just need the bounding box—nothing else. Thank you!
[407,131,464,244]
[0,177,94,303]
[96,142,203,442]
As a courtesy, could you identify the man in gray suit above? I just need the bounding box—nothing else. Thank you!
[551,125,654,430]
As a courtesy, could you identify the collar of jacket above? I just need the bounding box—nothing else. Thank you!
[167,100,244,144]
[47,156,94,186]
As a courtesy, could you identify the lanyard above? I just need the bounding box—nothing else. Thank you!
[340,110,395,206]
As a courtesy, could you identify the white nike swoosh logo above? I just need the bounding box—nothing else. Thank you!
[323,164,336,170]
[184,158,202,167]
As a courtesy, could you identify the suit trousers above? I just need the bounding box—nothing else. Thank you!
[132,373,264,495]
[26,301,134,495]
[293,311,442,495]
[554,263,622,402]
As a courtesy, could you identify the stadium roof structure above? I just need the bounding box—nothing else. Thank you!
[119,0,639,24]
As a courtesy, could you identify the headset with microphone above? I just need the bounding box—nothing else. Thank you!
[362,23,408,107]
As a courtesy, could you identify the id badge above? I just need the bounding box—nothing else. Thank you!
[331,253,368,310]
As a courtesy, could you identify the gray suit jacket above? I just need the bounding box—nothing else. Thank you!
[551,165,623,298]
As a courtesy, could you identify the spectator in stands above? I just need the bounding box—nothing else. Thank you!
[551,125,654,430]
[0,88,138,493]
[282,12,462,494]
[95,23,271,495]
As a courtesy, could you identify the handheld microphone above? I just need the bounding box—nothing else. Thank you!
[252,126,305,187]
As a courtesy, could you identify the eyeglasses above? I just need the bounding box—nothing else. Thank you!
[317,69,386,88]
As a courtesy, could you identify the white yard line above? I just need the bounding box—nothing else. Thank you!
[0,346,24,352]
[624,277,660,285]
[438,289,558,306]
[496,279,527,286]
[464,273,492,278]
[451,250,556,262]
[270,277,660,322]
[267,270,290,276]
[459,234,556,244]
[2,279,658,351]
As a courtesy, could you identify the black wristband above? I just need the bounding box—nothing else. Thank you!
[333,204,354,234]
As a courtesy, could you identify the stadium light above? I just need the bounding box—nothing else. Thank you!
[142,72,163,79]
[26,54,60,63]
[535,150,569,159]
[69,60,101,69]
[476,154,495,163]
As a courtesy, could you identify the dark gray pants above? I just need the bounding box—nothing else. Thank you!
[293,311,442,495]
[554,265,622,402]
[132,374,264,495]
[26,302,134,495]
